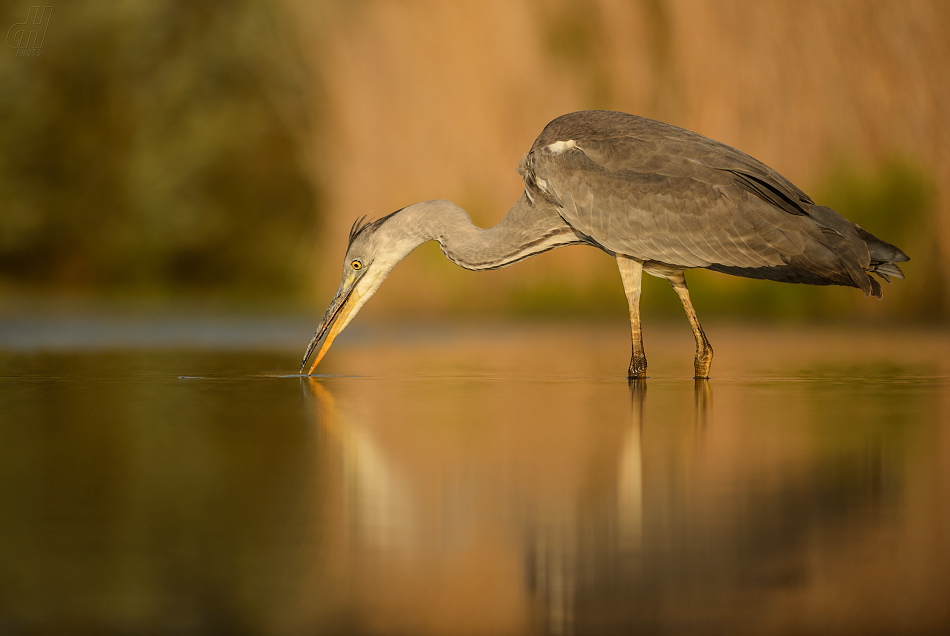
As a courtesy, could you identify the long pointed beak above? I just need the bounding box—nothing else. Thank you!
[300,275,364,375]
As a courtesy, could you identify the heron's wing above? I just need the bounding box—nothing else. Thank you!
[522,111,875,293]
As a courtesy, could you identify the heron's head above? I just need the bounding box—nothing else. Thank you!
[300,206,423,374]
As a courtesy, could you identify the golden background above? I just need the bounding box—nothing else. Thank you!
[1,0,946,320]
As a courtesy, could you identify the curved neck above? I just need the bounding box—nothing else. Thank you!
[397,197,591,271]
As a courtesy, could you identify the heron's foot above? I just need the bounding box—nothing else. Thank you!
[628,353,648,379]
[693,344,713,379]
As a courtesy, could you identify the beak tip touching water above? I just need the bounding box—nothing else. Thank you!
[299,333,320,375]
[300,334,329,376]
[300,280,363,376]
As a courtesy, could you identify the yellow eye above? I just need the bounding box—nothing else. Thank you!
[351,260,362,270]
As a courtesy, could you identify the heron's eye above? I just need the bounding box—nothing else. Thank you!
[351,260,363,270]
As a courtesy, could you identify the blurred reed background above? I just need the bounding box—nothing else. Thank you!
[1,0,947,321]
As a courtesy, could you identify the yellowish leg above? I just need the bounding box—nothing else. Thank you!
[617,256,647,379]
[669,272,714,379]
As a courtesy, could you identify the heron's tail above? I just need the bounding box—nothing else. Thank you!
[857,226,909,286]
[806,206,909,299]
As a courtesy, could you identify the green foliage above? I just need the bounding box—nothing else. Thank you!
[537,0,612,110]
[506,275,628,319]
[0,0,319,295]
[814,157,940,317]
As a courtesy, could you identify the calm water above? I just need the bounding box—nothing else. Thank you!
[0,321,948,635]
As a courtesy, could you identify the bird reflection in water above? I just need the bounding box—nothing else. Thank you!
[524,379,712,636]
[302,377,718,636]
[299,374,926,635]
[303,379,417,553]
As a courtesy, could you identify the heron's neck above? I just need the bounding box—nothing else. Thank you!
[399,197,590,271]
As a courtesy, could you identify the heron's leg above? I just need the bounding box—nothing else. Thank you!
[669,272,713,379]
[617,256,647,379]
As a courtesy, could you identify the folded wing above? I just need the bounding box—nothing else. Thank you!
[520,110,908,298]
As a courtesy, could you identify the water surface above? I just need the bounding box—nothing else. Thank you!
[1,322,948,635]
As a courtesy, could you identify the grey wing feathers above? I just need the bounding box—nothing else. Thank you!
[520,110,909,298]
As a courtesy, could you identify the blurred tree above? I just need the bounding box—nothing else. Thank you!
[0,0,319,295]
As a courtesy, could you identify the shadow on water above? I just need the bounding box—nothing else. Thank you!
[0,328,949,635]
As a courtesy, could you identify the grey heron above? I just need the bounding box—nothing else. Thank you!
[301,110,909,379]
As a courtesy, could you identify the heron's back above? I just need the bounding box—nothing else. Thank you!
[519,110,908,298]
